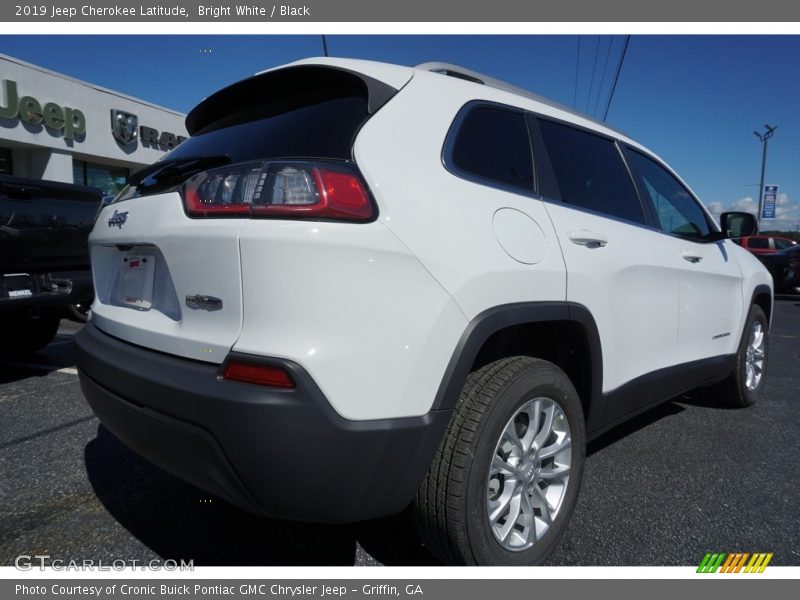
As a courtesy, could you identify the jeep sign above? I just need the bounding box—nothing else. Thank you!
[0,79,86,141]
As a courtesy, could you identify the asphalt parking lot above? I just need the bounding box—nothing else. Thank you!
[1,298,798,566]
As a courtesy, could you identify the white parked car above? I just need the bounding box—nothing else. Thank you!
[76,57,772,565]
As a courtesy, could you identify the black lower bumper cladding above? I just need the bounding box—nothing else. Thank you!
[74,322,452,523]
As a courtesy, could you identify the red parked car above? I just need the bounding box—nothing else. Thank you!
[733,235,797,255]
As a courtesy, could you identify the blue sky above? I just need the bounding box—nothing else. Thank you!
[1,35,798,230]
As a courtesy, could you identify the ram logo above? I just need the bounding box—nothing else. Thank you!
[110,109,139,145]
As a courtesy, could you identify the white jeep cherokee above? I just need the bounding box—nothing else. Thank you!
[76,57,773,565]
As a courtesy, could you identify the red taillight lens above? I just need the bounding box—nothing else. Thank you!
[181,161,373,221]
[223,360,295,389]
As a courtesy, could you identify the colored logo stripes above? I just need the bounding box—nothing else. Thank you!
[697,552,774,573]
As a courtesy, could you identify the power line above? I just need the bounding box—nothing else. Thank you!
[584,36,602,113]
[592,37,614,118]
[603,35,631,123]
[573,36,581,109]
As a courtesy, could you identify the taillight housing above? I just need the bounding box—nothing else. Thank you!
[181,160,374,221]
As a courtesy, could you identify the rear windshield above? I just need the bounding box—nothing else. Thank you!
[166,94,368,164]
[122,84,372,199]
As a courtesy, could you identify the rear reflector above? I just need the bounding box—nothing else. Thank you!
[222,360,296,389]
[182,160,373,221]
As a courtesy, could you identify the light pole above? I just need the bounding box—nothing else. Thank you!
[753,124,777,223]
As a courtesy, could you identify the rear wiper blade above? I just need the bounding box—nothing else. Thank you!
[129,155,231,188]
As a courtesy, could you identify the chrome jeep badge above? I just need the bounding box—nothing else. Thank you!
[107,210,128,229]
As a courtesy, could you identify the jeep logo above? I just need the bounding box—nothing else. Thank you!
[107,210,128,229]
[0,79,86,141]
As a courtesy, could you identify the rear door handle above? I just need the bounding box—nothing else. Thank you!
[568,230,608,249]
[682,251,703,263]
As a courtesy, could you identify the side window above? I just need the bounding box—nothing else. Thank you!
[774,238,794,250]
[625,149,711,241]
[747,238,769,249]
[538,119,645,224]
[449,106,534,193]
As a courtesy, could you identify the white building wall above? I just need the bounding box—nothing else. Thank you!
[0,53,187,183]
[29,149,73,181]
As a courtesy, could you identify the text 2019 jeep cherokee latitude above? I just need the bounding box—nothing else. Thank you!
[75,57,772,565]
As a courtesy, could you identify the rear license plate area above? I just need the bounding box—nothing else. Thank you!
[118,254,155,310]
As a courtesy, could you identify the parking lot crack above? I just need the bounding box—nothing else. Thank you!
[0,414,97,451]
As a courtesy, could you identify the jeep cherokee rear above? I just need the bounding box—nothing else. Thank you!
[75,57,772,565]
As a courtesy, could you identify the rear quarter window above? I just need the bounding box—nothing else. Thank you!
[446,105,534,194]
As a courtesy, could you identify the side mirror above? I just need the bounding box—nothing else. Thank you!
[720,211,758,239]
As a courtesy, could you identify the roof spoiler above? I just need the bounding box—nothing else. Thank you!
[185,65,399,136]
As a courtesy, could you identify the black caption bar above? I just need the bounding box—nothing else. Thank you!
[2,0,800,22]
[4,580,796,600]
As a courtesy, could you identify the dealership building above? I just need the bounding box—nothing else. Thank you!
[0,53,188,196]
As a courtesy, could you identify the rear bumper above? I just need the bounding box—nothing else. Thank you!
[0,269,93,313]
[75,322,452,523]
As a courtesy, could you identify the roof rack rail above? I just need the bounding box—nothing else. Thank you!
[415,61,627,137]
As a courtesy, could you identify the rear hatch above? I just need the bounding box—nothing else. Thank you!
[90,59,411,364]
[0,176,102,273]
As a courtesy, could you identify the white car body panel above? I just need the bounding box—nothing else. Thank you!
[234,219,467,420]
[90,194,245,364]
[354,71,568,320]
[542,203,681,392]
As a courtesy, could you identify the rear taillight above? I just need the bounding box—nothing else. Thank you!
[223,360,295,389]
[181,160,374,221]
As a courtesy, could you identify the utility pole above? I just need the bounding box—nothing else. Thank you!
[753,124,777,223]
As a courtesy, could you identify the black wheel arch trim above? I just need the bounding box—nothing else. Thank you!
[749,283,773,325]
[430,301,606,431]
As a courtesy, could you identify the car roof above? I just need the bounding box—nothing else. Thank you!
[415,61,630,139]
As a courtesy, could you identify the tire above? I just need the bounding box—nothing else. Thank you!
[714,304,769,407]
[0,308,61,355]
[65,302,90,323]
[414,356,585,565]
